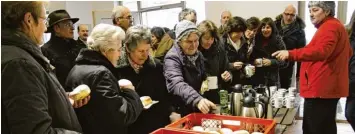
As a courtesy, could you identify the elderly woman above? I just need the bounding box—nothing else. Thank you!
[222,16,251,87]
[251,17,287,87]
[272,1,352,133]
[65,24,143,134]
[197,20,232,103]
[164,20,216,116]
[151,27,174,61]
[1,1,83,133]
[116,25,171,134]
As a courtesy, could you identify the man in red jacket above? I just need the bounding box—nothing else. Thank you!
[272,1,353,134]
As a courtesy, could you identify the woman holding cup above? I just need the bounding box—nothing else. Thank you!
[197,20,232,103]
[250,17,288,87]
[221,16,255,86]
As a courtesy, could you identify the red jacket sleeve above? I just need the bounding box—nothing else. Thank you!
[289,23,339,62]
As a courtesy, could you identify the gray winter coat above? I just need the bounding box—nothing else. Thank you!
[164,44,206,116]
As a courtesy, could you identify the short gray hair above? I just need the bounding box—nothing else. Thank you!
[178,8,197,22]
[112,6,128,25]
[87,23,125,52]
[308,1,336,17]
[124,25,152,52]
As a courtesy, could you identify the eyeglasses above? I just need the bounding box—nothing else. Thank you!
[59,21,74,28]
[283,12,296,17]
[39,16,49,27]
[118,15,133,20]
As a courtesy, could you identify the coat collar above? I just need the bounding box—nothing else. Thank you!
[2,29,52,69]
[315,16,334,29]
[47,34,78,49]
[199,39,219,57]
[75,49,118,75]
[171,43,205,72]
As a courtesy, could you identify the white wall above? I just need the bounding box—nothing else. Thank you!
[46,1,298,38]
[47,1,115,40]
[47,1,66,13]
[91,1,114,11]
[186,1,206,24]
[205,1,298,26]
[66,1,93,40]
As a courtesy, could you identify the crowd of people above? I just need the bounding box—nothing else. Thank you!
[1,1,355,134]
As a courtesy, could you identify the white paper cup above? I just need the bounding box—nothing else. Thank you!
[207,76,218,89]
[255,58,263,67]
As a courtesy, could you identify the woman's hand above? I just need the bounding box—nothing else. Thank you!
[233,62,244,70]
[221,71,232,82]
[262,58,272,67]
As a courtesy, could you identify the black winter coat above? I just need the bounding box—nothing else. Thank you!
[164,44,206,116]
[1,29,82,134]
[116,50,171,134]
[42,35,83,88]
[76,38,87,49]
[222,35,250,86]
[65,49,143,134]
[349,31,355,97]
[251,35,288,86]
[275,15,306,79]
[199,39,231,103]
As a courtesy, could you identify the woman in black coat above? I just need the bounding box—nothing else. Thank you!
[116,25,171,134]
[346,10,355,131]
[197,20,232,103]
[251,17,288,87]
[221,16,251,87]
[65,24,143,134]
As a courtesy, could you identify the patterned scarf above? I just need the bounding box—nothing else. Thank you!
[128,56,143,73]
[187,54,199,66]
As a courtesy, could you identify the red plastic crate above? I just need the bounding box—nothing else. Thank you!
[150,128,199,134]
[166,113,276,134]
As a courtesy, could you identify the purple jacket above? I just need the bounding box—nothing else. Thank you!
[164,44,206,115]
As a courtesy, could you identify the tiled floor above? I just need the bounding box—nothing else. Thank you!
[276,120,354,134]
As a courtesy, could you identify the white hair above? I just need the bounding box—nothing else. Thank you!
[111,6,128,25]
[87,23,125,52]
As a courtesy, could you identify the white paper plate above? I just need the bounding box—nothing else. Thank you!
[143,100,159,109]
